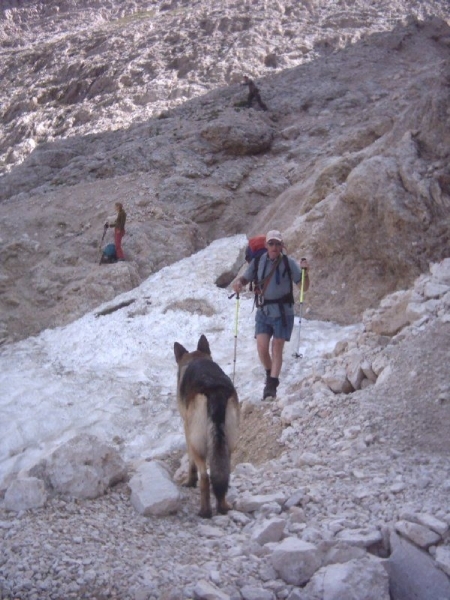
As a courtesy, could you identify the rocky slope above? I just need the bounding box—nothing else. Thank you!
[1,259,449,600]
[0,0,449,342]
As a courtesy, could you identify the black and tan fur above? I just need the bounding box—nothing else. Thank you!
[174,334,240,518]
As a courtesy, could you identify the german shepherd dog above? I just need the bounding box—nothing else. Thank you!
[174,334,240,518]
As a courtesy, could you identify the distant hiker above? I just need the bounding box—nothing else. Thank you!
[232,230,309,400]
[105,202,126,261]
[242,76,268,111]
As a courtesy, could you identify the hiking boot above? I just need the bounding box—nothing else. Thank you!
[263,376,279,400]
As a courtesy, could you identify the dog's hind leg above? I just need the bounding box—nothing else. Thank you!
[199,469,212,519]
[183,436,198,487]
[186,459,198,487]
[216,493,231,515]
[212,467,231,515]
[183,423,198,487]
[191,449,212,518]
[182,455,198,488]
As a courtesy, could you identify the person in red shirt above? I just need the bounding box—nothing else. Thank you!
[106,202,126,261]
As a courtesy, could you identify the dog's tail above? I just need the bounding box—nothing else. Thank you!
[207,389,233,506]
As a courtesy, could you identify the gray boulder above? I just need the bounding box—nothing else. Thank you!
[4,476,47,511]
[36,433,126,499]
[129,461,181,517]
[386,531,450,600]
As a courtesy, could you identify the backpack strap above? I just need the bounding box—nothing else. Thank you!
[249,252,265,291]
[254,254,295,316]
[282,254,294,304]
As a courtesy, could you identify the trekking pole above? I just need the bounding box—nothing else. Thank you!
[293,262,306,359]
[98,223,108,265]
[228,292,240,384]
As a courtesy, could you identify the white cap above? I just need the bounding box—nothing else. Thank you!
[266,230,282,243]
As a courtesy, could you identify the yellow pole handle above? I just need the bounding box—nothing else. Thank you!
[299,268,305,304]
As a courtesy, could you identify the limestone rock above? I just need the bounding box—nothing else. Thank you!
[129,461,181,517]
[251,517,286,545]
[435,546,450,578]
[306,557,390,600]
[387,531,450,600]
[234,492,285,512]
[4,477,47,512]
[39,433,126,499]
[200,111,274,156]
[335,528,383,549]
[193,579,230,600]
[270,537,322,586]
[394,520,442,549]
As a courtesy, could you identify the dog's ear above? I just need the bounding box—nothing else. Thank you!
[197,334,211,356]
[174,342,188,363]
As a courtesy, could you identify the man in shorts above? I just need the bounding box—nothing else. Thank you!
[232,230,309,400]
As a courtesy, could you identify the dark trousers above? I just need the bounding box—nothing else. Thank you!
[247,91,267,110]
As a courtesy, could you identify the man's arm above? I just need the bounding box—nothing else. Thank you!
[232,258,257,294]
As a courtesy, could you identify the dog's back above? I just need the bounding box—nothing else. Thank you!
[174,335,240,518]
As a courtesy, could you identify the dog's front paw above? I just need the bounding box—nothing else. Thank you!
[198,507,212,519]
[183,477,198,488]
[217,499,231,514]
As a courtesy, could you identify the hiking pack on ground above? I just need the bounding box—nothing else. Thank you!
[245,235,293,307]
[100,243,117,264]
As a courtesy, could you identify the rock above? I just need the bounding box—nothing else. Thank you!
[394,520,442,549]
[270,537,322,586]
[240,585,275,600]
[200,111,274,156]
[292,452,323,467]
[399,512,449,537]
[363,292,412,336]
[234,492,285,512]
[360,359,377,383]
[280,402,306,424]
[430,258,450,285]
[251,517,286,545]
[335,528,383,549]
[36,433,127,499]
[4,477,47,511]
[322,543,367,566]
[322,368,353,394]
[435,546,450,577]
[305,557,390,600]
[345,354,366,391]
[193,579,230,599]
[423,282,449,299]
[387,531,450,600]
[129,461,181,517]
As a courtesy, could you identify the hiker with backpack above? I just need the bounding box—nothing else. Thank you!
[105,202,126,261]
[232,230,309,400]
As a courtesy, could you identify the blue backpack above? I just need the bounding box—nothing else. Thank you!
[102,243,117,262]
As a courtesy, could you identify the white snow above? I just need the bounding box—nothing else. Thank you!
[0,234,361,488]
